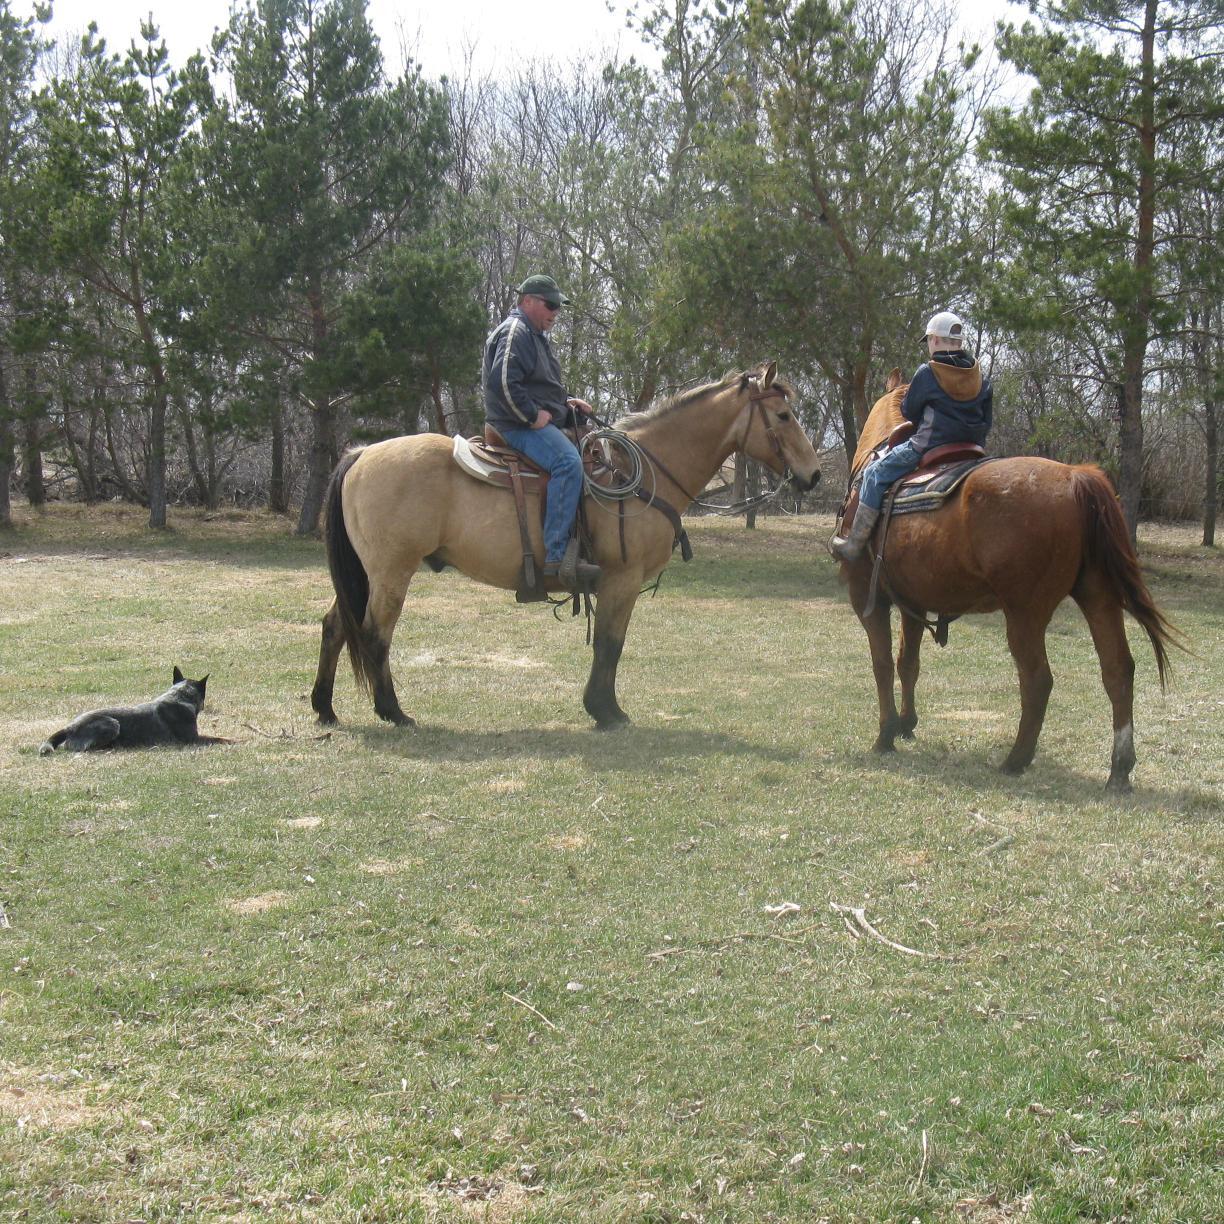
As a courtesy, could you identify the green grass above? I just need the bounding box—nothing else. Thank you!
[1,504,1220,1222]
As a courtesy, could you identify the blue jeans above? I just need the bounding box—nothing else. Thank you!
[497,422,584,563]
[859,439,921,510]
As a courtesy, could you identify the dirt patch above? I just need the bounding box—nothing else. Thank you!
[428,1174,536,1221]
[360,858,423,875]
[956,1192,1034,1220]
[284,816,323,829]
[227,891,289,915]
[548,834,589,852]
[0,1066,99,1132]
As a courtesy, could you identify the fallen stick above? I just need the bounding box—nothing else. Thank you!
[914,1128,931,1188]
[830,903,954,960]
[503,991,560,1031]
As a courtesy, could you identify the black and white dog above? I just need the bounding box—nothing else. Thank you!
[39,668,230,754]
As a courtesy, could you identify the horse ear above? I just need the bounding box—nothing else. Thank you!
[173,666,184,684]
[761,360,777,389]
[885,367,903,392]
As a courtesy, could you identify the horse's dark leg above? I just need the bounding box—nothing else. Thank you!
[896,611,924,740]
[1001,606,1055,775]
[856,594,901,753]
[365,582,415,728]
[1073,573,1137,793]
[311,600,345,725]
[583,578,639,729]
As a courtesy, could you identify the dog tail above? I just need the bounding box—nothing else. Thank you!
[323,447,380,695]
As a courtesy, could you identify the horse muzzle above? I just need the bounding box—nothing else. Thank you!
[788,468,821,493]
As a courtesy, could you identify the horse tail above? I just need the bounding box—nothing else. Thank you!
[323,447,378,696]
[1072,465,1178,691]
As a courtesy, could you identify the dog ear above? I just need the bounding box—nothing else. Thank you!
[198,675,208,696]
[173,666,185,684]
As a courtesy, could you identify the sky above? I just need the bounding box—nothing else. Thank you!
[29,0,647,79]
[28,0,1027,82]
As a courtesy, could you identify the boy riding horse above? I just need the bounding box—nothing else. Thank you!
[831,311,993,562]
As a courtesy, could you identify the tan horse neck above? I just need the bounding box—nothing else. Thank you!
[850,386,907,478]
[618,378,757,510]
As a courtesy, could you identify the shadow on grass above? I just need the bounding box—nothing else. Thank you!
[841,733,1220,817]
[339,720,801,774]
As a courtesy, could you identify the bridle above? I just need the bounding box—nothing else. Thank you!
[745,383,792,477]
[582,376,802,520]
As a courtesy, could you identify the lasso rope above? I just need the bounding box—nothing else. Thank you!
[580,426,788,519]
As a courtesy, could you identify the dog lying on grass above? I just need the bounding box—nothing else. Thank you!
[39,668,231,754]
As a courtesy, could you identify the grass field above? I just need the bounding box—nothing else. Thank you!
[1,503,1220,1222]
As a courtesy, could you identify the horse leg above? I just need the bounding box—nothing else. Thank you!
[310,599,345,725]
[583,576,640,730]
[364,579,415,727]
[896,611,924,740]
[1073,573,1138,793]
[1000,607,1055,775]
[858,601,902,753]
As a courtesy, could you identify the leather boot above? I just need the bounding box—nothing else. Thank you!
[545,538,601,591]
[830,504,880,563]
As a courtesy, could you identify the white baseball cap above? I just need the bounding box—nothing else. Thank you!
[925,311,965,340]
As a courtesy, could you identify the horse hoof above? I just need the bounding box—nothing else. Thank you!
[1105,775,1133,795]
[871,738,896,754]
[595,714,630,732]
[378,711,416,728]
[1000,759,1028,776]
[316,711,338,727]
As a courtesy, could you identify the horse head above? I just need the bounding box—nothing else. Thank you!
[741,362,821,492]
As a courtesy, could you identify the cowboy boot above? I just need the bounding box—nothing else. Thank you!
[544,537,601,591]
[830,504,880,563]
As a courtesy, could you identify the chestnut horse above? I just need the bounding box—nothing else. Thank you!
[833,370,1176,791]
[312,363,820,730]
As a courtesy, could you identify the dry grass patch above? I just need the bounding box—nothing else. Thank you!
[0,1066,98,1133]
[226,891,290,915]
[359,858,422,875]
[284,815,323,829]
[547,833,590,852]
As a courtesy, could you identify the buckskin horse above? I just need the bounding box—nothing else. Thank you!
[832,369,1177,791]
[311,363,820,730]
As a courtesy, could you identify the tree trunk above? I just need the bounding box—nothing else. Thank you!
[147,381,168,528]
[0,362,13,528]
[269,402,288,513]
[1117,0,1160,543]
[180,398,211,506]
[429,356,448,434]
[1204,387,1218,548]
[296,275,336,535]
[839,379,857,467]
[297,397,336,535]
[22,365,45,507]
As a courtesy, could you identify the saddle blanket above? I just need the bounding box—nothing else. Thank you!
[452,434,547,490]
[888,456,998,517]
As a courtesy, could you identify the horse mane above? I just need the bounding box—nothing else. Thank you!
[619,370,790,432]
[850,385,907,477]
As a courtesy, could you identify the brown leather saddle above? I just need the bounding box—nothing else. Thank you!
[838,420,988,528]
[452,420,604,603]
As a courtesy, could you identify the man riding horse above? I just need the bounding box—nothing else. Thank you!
[483,274,600,592]
[831,311,993,562]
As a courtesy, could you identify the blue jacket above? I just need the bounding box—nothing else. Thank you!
[902,351,992,453]
[483,306,571,432]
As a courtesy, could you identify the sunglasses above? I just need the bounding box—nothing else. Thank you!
[539,299,562,312]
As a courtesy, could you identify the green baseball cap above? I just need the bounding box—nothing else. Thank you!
[516,274,570,309]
